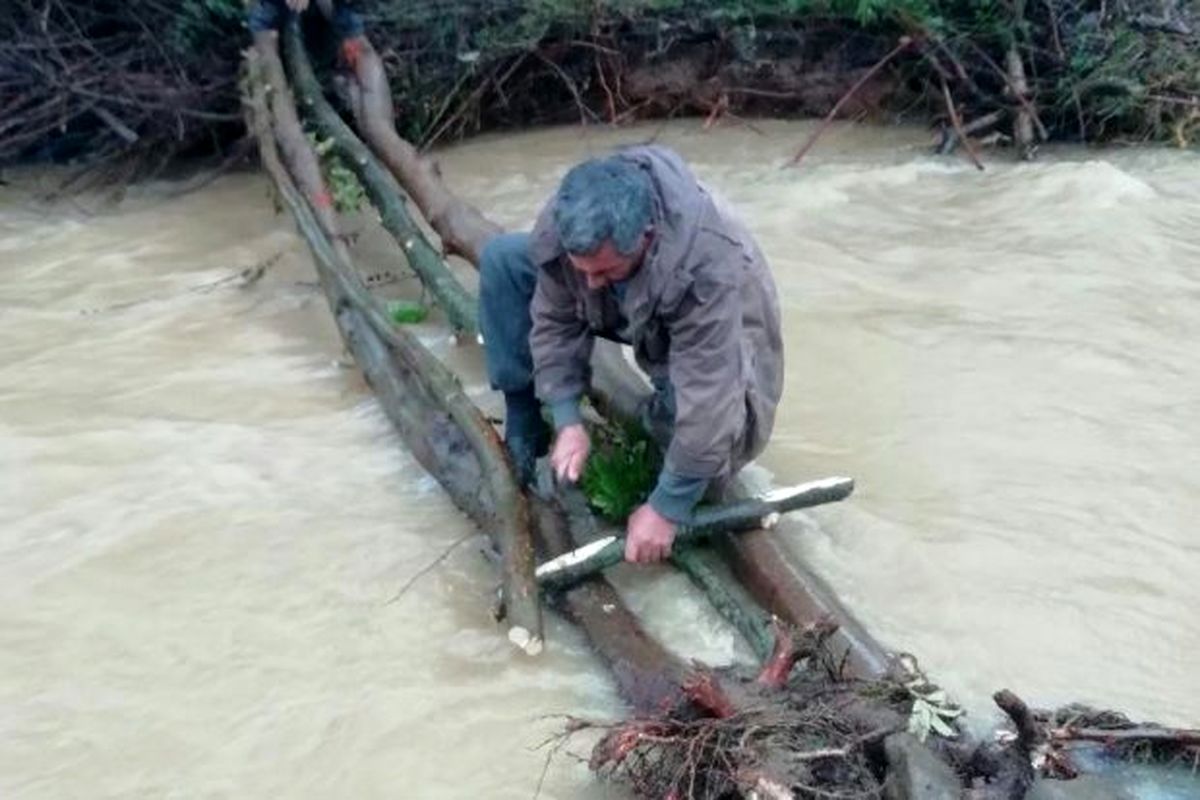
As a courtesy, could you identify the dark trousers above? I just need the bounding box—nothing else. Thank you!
[478,233,539,395]
[247,0,364,39]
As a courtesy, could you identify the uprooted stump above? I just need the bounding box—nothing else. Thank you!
[566,619,928,800]
[561,621,1200,800]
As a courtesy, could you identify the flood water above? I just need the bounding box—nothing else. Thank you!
[2,121,1197,798]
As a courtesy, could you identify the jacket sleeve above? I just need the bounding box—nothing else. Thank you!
[530,259,593,425]
[663,264,746,480]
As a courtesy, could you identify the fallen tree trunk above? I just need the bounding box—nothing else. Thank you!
[246,37,542,655]
[1051,726,1200,746]
[717,529,892,678]
[670,546,774,662]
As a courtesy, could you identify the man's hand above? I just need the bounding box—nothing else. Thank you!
[550,423,590,483]
[286,0,310,12]
[624,503,677,563]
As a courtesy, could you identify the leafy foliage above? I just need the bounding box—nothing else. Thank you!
[907,685,965,741]
[387,300,430,325]
[580,421,662,523]
[310,133,367,212]
[894,656,965,742]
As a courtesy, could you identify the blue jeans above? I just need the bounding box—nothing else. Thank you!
[247,0,364,39]
[478,233,539,395]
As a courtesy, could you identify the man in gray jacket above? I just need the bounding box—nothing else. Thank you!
[479,145,783,563]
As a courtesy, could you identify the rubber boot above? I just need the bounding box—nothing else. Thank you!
[503,389,549,486]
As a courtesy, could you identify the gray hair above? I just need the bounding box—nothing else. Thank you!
[553,156,653,256]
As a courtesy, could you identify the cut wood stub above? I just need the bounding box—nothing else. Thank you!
[507,625,544,656]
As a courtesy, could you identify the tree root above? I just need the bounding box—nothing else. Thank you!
[574,621,908,799]
[756,618,839,689]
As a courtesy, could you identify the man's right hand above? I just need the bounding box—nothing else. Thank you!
[550,424,590,483]
[286,0,311,12]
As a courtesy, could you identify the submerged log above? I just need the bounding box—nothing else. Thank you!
[718,527,892,678]
[246,38,543,655]
[671,546,774,661]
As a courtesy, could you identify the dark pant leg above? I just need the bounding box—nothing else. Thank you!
[249,0,363,40]
[478,232,547,481]
[479,232,538,394]
[331,3,365,39]
[247,0,285,34]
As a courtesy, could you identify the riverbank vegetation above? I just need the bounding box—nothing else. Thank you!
[3,0,1196,175]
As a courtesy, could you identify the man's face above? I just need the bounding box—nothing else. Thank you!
[567,237,647,290]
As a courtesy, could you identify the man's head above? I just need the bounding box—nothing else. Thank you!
[553,157,654,290]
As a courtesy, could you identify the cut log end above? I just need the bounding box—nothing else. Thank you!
[508,625,544,656]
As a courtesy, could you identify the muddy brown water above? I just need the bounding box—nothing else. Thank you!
[2,121,1197,798]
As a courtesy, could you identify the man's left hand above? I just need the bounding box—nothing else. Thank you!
[624,503,677,563]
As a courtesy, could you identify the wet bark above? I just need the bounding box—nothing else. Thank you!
[717,528,894,679]
[671,546,774,661]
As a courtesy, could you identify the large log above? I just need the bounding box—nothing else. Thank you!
[671,546,774,661]
[246,38,542,656]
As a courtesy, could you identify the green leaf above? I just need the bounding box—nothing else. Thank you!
[580,421,662,523]
[928,712,957,738]
[388,301,429,325]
